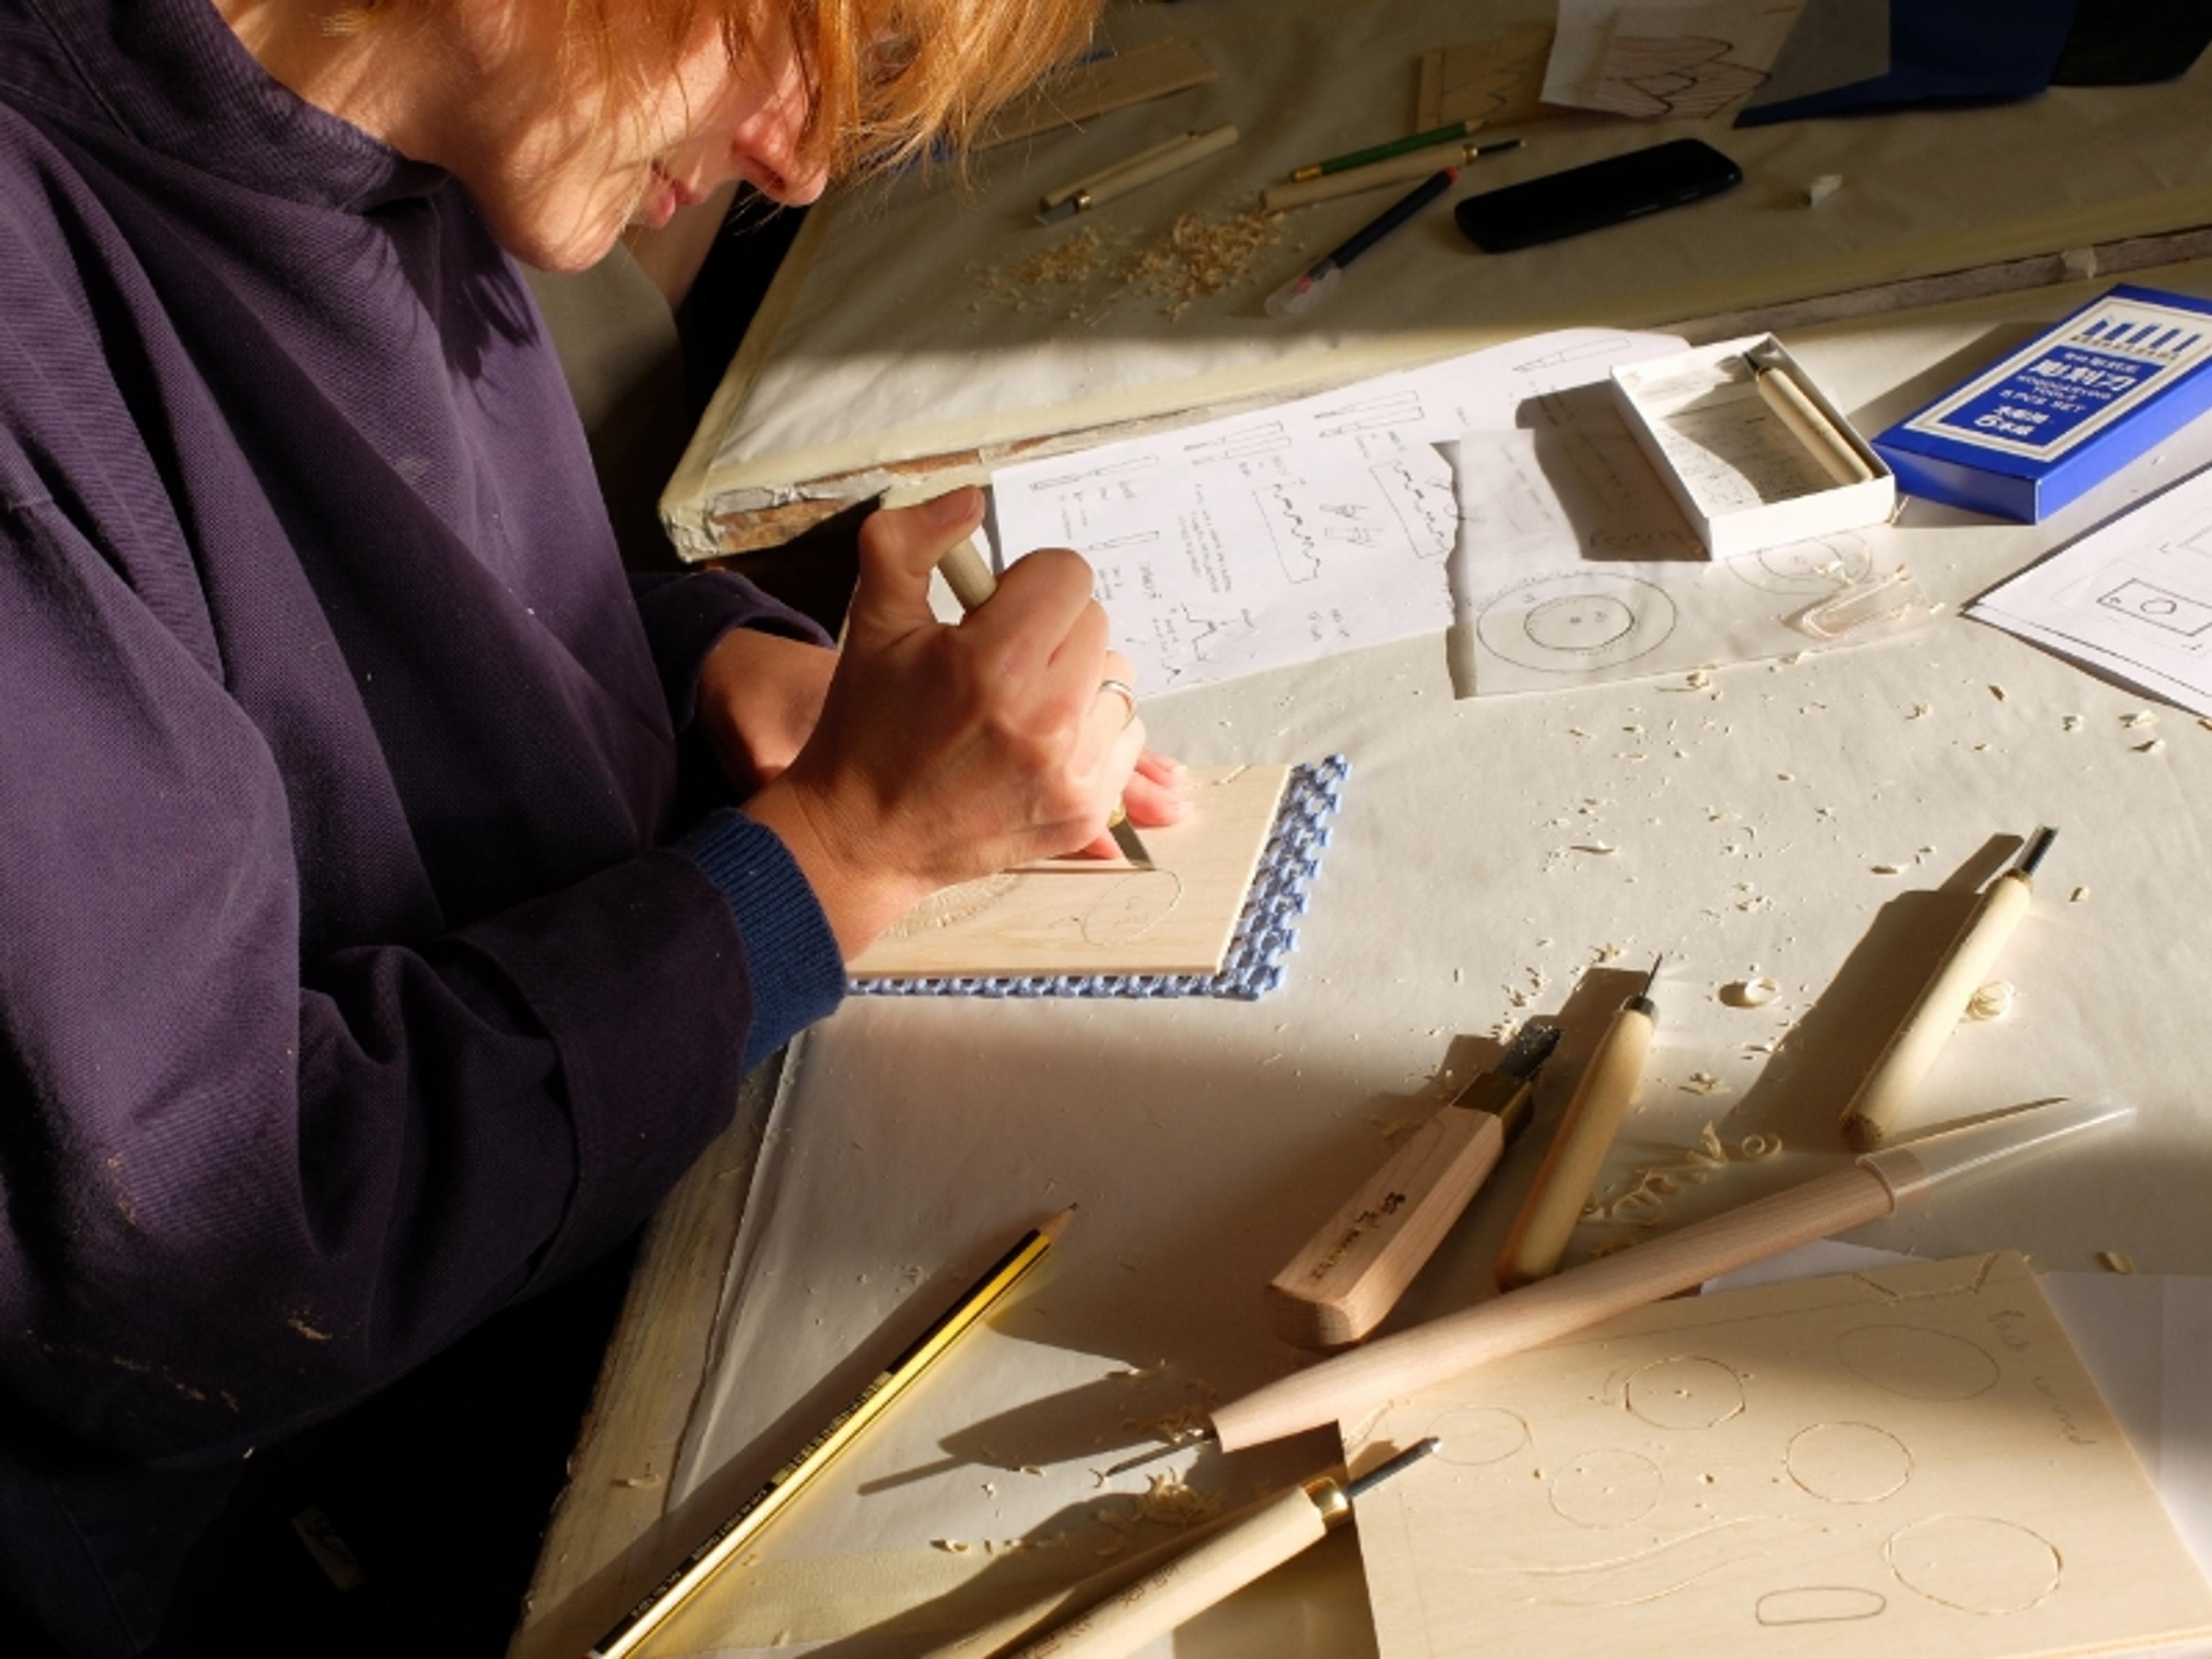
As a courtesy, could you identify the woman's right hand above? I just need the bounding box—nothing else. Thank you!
[743,488,1149,957]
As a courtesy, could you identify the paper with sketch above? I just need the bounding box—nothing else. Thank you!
[1345,1253,2212,1659]
[1544,0,1806,116]
[988,329,1685,696]
[1445,412,1895,696]
[1968,464,2212,718]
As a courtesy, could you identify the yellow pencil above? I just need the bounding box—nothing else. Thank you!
[585,1209,1076,1658]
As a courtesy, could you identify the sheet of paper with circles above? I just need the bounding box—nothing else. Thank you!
[1343,1252,2212,1659]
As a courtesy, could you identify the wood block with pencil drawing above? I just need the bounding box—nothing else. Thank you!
[846,761,1293,982]
[844,536,1349,997]
[1341,1251,2212,1659]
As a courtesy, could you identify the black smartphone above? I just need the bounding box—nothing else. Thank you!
[1454,138,1743,252]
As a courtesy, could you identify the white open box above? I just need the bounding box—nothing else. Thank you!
[1611,335,1894,559]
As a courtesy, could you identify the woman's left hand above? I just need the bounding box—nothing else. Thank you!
[692,618,1192,832]
[694,626,839,797]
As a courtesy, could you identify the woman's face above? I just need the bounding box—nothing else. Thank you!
[451,2,832,271]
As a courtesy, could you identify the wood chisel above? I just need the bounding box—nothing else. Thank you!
[1266,1021,1562,1351]
[938,536,1152,869]
[1495,956,1662,1290]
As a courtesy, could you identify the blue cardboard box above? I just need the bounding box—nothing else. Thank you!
[1872,285,2212,522]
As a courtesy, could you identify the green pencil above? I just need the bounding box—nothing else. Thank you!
[1290,119,1475,182]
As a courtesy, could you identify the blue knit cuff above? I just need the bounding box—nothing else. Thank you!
[675,809,846,1069]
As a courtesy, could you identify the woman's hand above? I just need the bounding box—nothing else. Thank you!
[694,626,838,797]
[744,488,1159,956]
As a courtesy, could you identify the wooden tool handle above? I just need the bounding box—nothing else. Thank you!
[939,536,1000,611]
[1495,1006,1654,1291]
[1002,1485,1333,1659]
[914,1499,1255,1659]
[1085,124,1239,211]
[1841,872,2032,1150]
[1267,1109,1507,1350]
[1752,364,1874,486]
[1214,1163,1897,1452]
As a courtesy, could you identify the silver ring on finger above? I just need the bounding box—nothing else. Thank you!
[1096,678,1139,728]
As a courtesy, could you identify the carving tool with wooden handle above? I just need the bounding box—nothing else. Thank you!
[1840,825,2055,1150]
[1266,1021,1561,1351]
[1495,957,1661,1290]
[994,1439,1438,1659]
[1107,1099,2128,1472]
[937,536,1152,869]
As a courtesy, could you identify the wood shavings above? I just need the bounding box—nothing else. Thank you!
[1019,1464,1046,1476]
[2062,714,2084,730]
[971,227,1116,314]
[1137,1470,1223,1527]
[1571,842,1618,855]
[1870,863,1904,876]
[2137,738,2166,754]
[1124,1403,1209,1444]
[612,1472,661,1489]
[2098,1251,2137,1274]
[1965,980,2015,1021]
[1683,1071,1729,1096]
[1685,669,1713,689]
[1586,1122,1761,1228]
[1737,1133,1783,1160]
[1908,703,1931,719]
[1108,1358,1168,1381]
[2071,886,2090,903]
[2122,710,2158,728]
[1721,976,1778,1008]
[1989,684,2008,700]
[1123,207,1286,319]
[933,1538,973,1554]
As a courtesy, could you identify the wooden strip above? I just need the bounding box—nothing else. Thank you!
[976,40,1217,152]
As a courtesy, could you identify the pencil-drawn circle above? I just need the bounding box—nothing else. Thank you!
[1429,1406,1531,1468]
[1755,1587,1888,1626]
[1549,1449,1663,1526]
[1080,870,1184,946]
[1886,1514,2062,1613]
[1476,575,1676,673]
[1727,534,1874,596]
[1624,1356,1745,1430]
[882,873,1021,939]
[1836,1325,2001,1402]
[1786,1422,1912,1503]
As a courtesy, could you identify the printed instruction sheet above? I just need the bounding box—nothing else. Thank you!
[1969,463,2212,718]
[988,329,1684,696]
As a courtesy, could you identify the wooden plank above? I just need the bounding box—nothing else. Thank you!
[1345,1253,2212,1659]
[977,40,1217,152]
[847,764,1289,981]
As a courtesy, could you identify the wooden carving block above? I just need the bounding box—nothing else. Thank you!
[847,764,1287,980]
[1344,1253,2212,1659]
[1416,27,1563,132]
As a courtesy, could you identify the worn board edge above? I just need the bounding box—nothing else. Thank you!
[507,1061,785,1659]
[847,763,1290,980]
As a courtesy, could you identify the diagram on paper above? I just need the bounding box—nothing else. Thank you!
[1444,422,1893,697]
[1971,462,2212,716]
[990,329,1687,695]
[1344,1255,2212,1659]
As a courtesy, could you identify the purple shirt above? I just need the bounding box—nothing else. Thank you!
[0,0,843,1643]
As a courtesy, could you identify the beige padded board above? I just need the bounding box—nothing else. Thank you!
[664,0,2212,558]
[1344,1253,2212,1659]
[846,763,1287,980]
